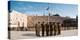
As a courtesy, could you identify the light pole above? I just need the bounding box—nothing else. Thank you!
[46,3,50,24]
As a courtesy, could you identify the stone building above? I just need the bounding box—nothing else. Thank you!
[9,10,77,31]
[27,16,77,30]
[9,10,27,31]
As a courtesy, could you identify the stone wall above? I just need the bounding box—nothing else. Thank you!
[27,16,67,28]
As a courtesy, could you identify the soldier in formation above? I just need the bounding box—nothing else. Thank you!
[45,22,49,36]
[49,22,53,36]
[53,22,61,35]
[35,21,61,37]
[57,22,61,35]
[35,22,41,36]
[41,22,45,36]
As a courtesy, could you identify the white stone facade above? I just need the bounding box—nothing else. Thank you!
[9,10,27,27]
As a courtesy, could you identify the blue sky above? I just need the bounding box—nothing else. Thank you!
[9,1,78,18]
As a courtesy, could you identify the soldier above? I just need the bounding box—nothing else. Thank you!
[35,23,37,36]
[35,22,41,37]
[41,21,45,36]
[57,22,61,35]
[53,22,57,36]
[49,22,53,36]
[51,22,55,36]
[45,22,49,36]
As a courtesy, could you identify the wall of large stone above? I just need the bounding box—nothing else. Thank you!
[27,16,66,28]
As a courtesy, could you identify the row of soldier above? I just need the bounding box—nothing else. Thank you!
[35,21,61,37]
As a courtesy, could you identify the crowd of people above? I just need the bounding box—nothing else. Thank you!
[35,21,62,37]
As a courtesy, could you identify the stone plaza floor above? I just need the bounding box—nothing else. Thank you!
[9,29,78,40]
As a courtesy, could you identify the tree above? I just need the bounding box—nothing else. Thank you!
[76,16,78,27]
[65,16,70,18]
[53,14,60,16]
[76,16,78,20]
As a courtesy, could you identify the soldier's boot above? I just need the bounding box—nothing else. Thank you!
[50,31,51,36]
[46,31,49,36]
[50,31,53,36]
[42,32,44,36]
[36,31,38,36]
[57,30,61,35]
[37,34,40,37]
[38,31,41,37]
[53,29,56,36]
[56,30,58,35]
[54,33,56,36]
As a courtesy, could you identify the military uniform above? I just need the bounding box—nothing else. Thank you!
[51,22,55,36]
[53,23,57,35]
[49,22,53,36]
[57,23,61,35]
[41,22,45,36]
[46,23,49,36]
[35,22,41,36]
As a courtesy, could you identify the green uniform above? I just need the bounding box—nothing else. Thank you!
[46,23,49,36]
[35,23,41,36]
[41,22,45,36]
[53,23,57,35]
[57,23,61,35]
[49,22,53,36]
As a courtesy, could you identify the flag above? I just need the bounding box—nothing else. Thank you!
[46,7,49,10]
